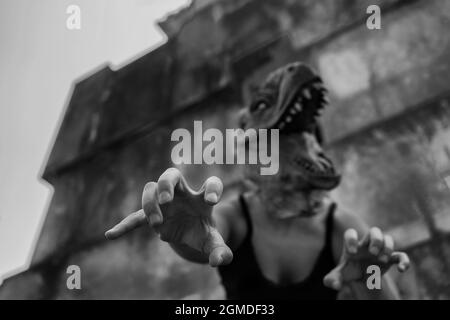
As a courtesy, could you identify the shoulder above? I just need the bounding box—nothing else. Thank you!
[212,194,248,250]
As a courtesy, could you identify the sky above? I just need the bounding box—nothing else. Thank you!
[0,0,189,284]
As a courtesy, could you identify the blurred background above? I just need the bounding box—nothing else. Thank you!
[1,0,450,299]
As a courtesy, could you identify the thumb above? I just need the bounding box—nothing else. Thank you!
[202,228,233,267]
[323,265,344,291]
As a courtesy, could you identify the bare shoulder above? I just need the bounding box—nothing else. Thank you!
[212,194,248,250]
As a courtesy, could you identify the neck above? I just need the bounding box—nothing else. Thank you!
[249,189,331,223]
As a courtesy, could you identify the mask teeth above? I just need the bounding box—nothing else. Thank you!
[276,82,331,131]
[319,87,328,95]
[302,88,312,100]
[321,95,329,105]
[297,158,334,176]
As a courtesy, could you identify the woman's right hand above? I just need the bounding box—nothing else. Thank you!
[105,168,233,267]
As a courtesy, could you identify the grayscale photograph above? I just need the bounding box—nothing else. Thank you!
[0,0,449,308]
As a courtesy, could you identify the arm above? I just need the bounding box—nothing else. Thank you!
[105,168,239,267]
[170,199,246,264]
[327,209,410,300]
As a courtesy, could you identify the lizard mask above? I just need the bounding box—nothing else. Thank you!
[240,62,341,217]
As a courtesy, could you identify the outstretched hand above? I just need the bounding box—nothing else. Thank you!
[324,227,410,291]
[105,168,233,267]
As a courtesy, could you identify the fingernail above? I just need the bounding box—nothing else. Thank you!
[210,255,222,267]
[205,193,218,203]
[159,191,171,204]
[370,247,380,255]
[333,281,340,290]
[149,214,162,226]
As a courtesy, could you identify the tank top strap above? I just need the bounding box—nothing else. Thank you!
[239,194,253,238]
[324,202,337,249]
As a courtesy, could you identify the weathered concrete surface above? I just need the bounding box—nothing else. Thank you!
[317,0,450,141]
[1,0,450,299]
[330,97,450,299]
[44,45,175,179]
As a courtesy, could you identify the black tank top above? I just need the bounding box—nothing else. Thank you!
[218,195,339,300]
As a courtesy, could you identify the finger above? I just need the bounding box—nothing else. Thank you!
[369,227,384,256]
[343,228,359,255]
[323,265,344,291]
[142,182,163,226]
[379,234,394,263]
[105,210,147,240]
[157,168,182,204]
[359,230,371,247]
[391,252,410,272]
[243,178,259,192]
[202,228,233,267]
[202,176,223,205]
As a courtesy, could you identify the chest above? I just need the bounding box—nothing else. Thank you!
[250,222,327,285]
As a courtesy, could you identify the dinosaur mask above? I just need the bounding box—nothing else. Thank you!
[240,62,341,191]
